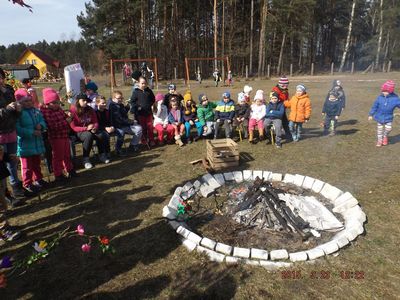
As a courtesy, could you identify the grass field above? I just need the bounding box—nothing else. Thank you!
[1,72,400,299]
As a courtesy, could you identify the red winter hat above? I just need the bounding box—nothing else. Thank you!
[155,92,164,102]
[381,80,395,93]
[278,76,289,85]
[14,88,31,102]
[42,88,60,104]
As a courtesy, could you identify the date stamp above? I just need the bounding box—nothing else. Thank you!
[280,270,365,280]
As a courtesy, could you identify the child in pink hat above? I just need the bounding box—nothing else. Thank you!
[40,88,76,181]
[368,80,400,146]
[153,92,174,145]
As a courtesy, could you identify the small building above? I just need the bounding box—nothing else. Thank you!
[16,48,61,78]
[0,64,40,81]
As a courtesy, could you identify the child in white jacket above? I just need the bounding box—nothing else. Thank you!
[248,90,266,143]
[153,93,174,145]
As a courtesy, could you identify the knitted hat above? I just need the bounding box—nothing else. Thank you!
[254,90,265,101]
[183,91,192,102]
[155,92,164,102]
[381,80,395,93]
[168,83,176,90]
[296,84,306,92]
[85,81,98,92]
[278,76,289,85]
[243,85,253,95]
[42,88,60,104]
[238,92,245,103]
[14,88,31,102]
[270,91,279,100]
[131,70,142,81]
[198,93,208,103]
[222,91,231,99]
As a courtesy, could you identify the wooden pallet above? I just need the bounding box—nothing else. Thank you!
[206,138,239,170]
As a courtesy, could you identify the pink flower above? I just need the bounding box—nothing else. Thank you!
[81,244,91,253]
[76,225,85,236]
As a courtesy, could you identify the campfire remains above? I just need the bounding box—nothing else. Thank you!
[225,177,311,240]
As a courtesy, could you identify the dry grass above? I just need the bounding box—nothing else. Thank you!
[1,73,400,299]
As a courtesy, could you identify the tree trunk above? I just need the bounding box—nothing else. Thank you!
[375,0,383,69]
[277,32,286,76]
[339,0,356,72]
[214,0,218,69]
[383,32,390,72]
[249,0,254,75]
[258,0,268,77]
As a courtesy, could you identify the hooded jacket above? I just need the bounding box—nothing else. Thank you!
[322,95,343,117]
[197,102,217,125]
[215,99,235,121]
[284,93,312,123]
[266,101,285,119]
[108,100,133,128]
[130,87,155,118]
[369,93,400,124]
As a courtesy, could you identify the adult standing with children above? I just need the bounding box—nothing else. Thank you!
[272,76,291,140]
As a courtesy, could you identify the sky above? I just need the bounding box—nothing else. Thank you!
[0,0,89,46]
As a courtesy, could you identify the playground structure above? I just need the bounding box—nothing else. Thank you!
[184,56,230,87]
[110,58,159,92]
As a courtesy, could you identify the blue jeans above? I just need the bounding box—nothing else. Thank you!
[115,125,143,151]
[1,142,20,185]
[289,121,303,141]
[184,121,203,138]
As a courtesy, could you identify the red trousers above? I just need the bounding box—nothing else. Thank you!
[50,138,73,177]
[138,115,155,143]
[20,155,43,187]
[154,124,174,142]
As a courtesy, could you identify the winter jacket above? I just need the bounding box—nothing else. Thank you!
[153,103,169,126]
[272,85,289,102]
[284,93,312,123]
[215,99,235,121]
[250,104,266,121]
[182,101,198,122]
[108,100,133,128]
[96,109,111,131]
[0,152,11,179]
[0,84,19,134]
[234,103,250,119]
[322,97,343,117]
[266,101,285,119]
[16,108,46,157]
[69,106,99,133]
[197,102,217,126]
[369,93,400,124]
[130,87,155,118]
[168,108,184,124]
[40,106,71,139]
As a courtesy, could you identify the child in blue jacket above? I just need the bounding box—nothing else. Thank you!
[214,91,235,139]
[264,92,285,148]
[368,80,400,147]
[322,90,344,136]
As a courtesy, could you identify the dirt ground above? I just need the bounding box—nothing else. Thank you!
[1,72,400,299]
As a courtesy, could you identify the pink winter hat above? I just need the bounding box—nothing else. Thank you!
[42,88,60,104]
[155,92,164,102]
[254,90,265,101]
[381,80,395,93]
[14,88,31,102]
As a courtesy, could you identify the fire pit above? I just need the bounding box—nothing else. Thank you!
[162,170,366,269]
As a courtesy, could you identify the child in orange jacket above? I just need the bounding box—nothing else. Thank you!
[284,84,311,142]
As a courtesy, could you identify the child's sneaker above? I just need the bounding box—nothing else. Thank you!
[1,228,22,242]
[34,179,49,189]
[276,141,282,148]
[382,136,388,146]
[99,153,110,164]
[83,157,93,169]
[376,140,382,147]
[24,184,39,196]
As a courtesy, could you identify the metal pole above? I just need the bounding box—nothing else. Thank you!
[311,63,314,76]
[388,60,392,72]
[351,61,355,74]
[174,67,177,80]
[331,62,334,75]
[267,64,270,78]
[245,65,248,79]
[290,63,293,77]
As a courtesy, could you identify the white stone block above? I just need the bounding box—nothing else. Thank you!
[233,247,250,258]
[283,173,295,184]
[289,251,308,262]
[253,170,264,181]
[162,206,176,219]
[260,260,292,270]
[333,197,358,213]
[342,205,367,224]
[233,171,244,183]
[168,195,182,210]
[215,243,233,255]
[320,183,343,202]
[225,256,241,264]
[202,173,221,189]
[200,237,216,250]
[176,226,191,238]
[345,222,364,235]
[243,170,253,181]
[174,186,183,196]
[263,171,272,181]
[270,173,283,182]
[293,174,305,187]
[302,176,315,190]
[197,246,225,262]
[199,183,215,198]
[168,220,180,230]
[223,172,235,181]
[193,180,202,191]
[317,241,339,255]
[182,181,193,192]
[311,179,325,193]
[213,173,225,186]
[334,236,350,249]
[334,192,354,207]
[306,248,325,260]
[244,259,260,266]
[334,228,359,242]
[251,248,269,260]
[182,238,197,251]
[270,249,289,260]
[187,232,202,245]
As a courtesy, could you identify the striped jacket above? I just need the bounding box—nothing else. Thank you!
[215,99,235,121]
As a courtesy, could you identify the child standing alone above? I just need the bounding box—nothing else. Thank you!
[368,80,400,147]
[322,90,344,136]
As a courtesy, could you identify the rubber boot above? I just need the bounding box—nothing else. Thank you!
[175,135,184,147]
[382,136,388,146]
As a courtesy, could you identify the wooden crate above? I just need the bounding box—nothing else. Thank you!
[206,138,239,170]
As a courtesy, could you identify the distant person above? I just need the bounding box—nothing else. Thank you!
[322,90,344,136]
[264,92,285,148]
[197,94,217,138]
[248,90,266,144]
[123,63,132,83]
[233,92,250,140]
[213,69,221,87]
[284,84,312,142]
[328,79,346,111]
[227,70,233,86]
[153,92,174,145]
[21,78,39,108]
[196,70,202,84]
[147,66,155,89]
[214,91,235,139]
[368,80,400,147]
[272,76,291,140]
